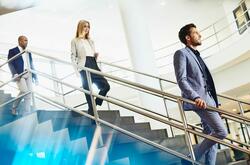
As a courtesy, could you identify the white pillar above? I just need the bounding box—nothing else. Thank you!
[117,0,171,132]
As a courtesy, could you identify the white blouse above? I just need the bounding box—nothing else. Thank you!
[81,39,95,57]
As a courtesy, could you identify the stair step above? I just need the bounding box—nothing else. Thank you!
[109,157,130,165]
[101,128,167,145]
[119,122,151,131]
[153,135,187,149]
[0,96,13,104]
[135,150,183,165]
[98,110,120,119]
[51,117,93,131]
[36,110,82,123]
[109,140,185,164]
[119,116,135,124]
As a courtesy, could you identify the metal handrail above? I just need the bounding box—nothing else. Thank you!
[108,94,250,148]
[60,72,76,80]
[35,95,66,110]
[29,69,250,155]
[0,46,249,147]
[0,68,63,97]
[155,7,250,74]
[73,102,87,109]
[154,0,250,53]
[34,91,201,164]
[0,7,248,164]
[32,63,250,122]
[1,55,249,163]
[0,51,25,68]
[200,0,248,33]
[0,70,28,88]
[25,50,250,123]
[63,87,81,96]
[202,19,250,55]
[200,7,250,46]
[1,66,248,157]
[3,50,249,118]
[162,17,250,71]
[99,60,250,105]
[0,91,31,108]
[99,61,176,84]
[100,61,250,141]
[30,64,250,123]
[156,17,250,69]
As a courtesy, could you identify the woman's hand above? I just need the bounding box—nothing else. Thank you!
[94,52,99,59]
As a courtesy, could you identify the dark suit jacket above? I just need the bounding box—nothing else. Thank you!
[173,47,218,111]
[8,47,37,82]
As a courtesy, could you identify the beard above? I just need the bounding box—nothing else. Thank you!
[194,42,202,46]
[191,39,202,46]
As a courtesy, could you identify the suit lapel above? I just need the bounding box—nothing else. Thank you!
[15,46,20,53]
[185,47,204,73]
[15,47,24,67]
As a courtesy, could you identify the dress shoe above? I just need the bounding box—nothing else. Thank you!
[11,108,18,116]
[181,158,193,165]
[181,159,193,165]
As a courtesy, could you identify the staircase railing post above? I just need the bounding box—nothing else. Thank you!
[99,62,111,111]
[212,24,220,51]
[86,70,100,125]
[177,99,196,164]
[240,123,248,144]
[159,79,174,137]
[60,84,66,104]
[238,102,250,143]
[26,50,36,110]
[106,96,111,111]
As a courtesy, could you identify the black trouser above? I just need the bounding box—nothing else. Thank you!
[80,57,110,116]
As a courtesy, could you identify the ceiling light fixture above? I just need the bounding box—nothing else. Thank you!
[160,0,166,6]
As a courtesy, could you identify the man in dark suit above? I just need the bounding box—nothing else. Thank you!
[8,35,37,115]
[173,24,227,165]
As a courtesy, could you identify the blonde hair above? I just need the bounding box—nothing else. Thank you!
[75,19,90,39]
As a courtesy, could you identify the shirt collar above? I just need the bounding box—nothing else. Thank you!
[187,46,200,56]
[18,46,24,52]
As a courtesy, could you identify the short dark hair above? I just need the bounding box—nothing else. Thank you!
[178,23,196,45]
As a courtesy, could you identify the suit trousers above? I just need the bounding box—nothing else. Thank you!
[193,92,227,165]
[13,72,32,113]
[80,57,110,116]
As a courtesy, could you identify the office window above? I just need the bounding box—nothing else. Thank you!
[233,1,250,34]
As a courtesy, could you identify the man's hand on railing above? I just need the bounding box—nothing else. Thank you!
[13,74,20,81]
[194,98,207,109]
[217,104,223,116]
[34,79,39,86]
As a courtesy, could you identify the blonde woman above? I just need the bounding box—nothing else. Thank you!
[71,20,110,116]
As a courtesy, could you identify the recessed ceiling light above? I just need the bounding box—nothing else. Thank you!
[160,0,166,6]
[232,109,237,112]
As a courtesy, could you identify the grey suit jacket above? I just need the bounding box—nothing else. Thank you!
[173,47,218,111]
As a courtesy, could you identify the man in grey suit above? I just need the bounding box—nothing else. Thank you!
[173,23,227,165]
